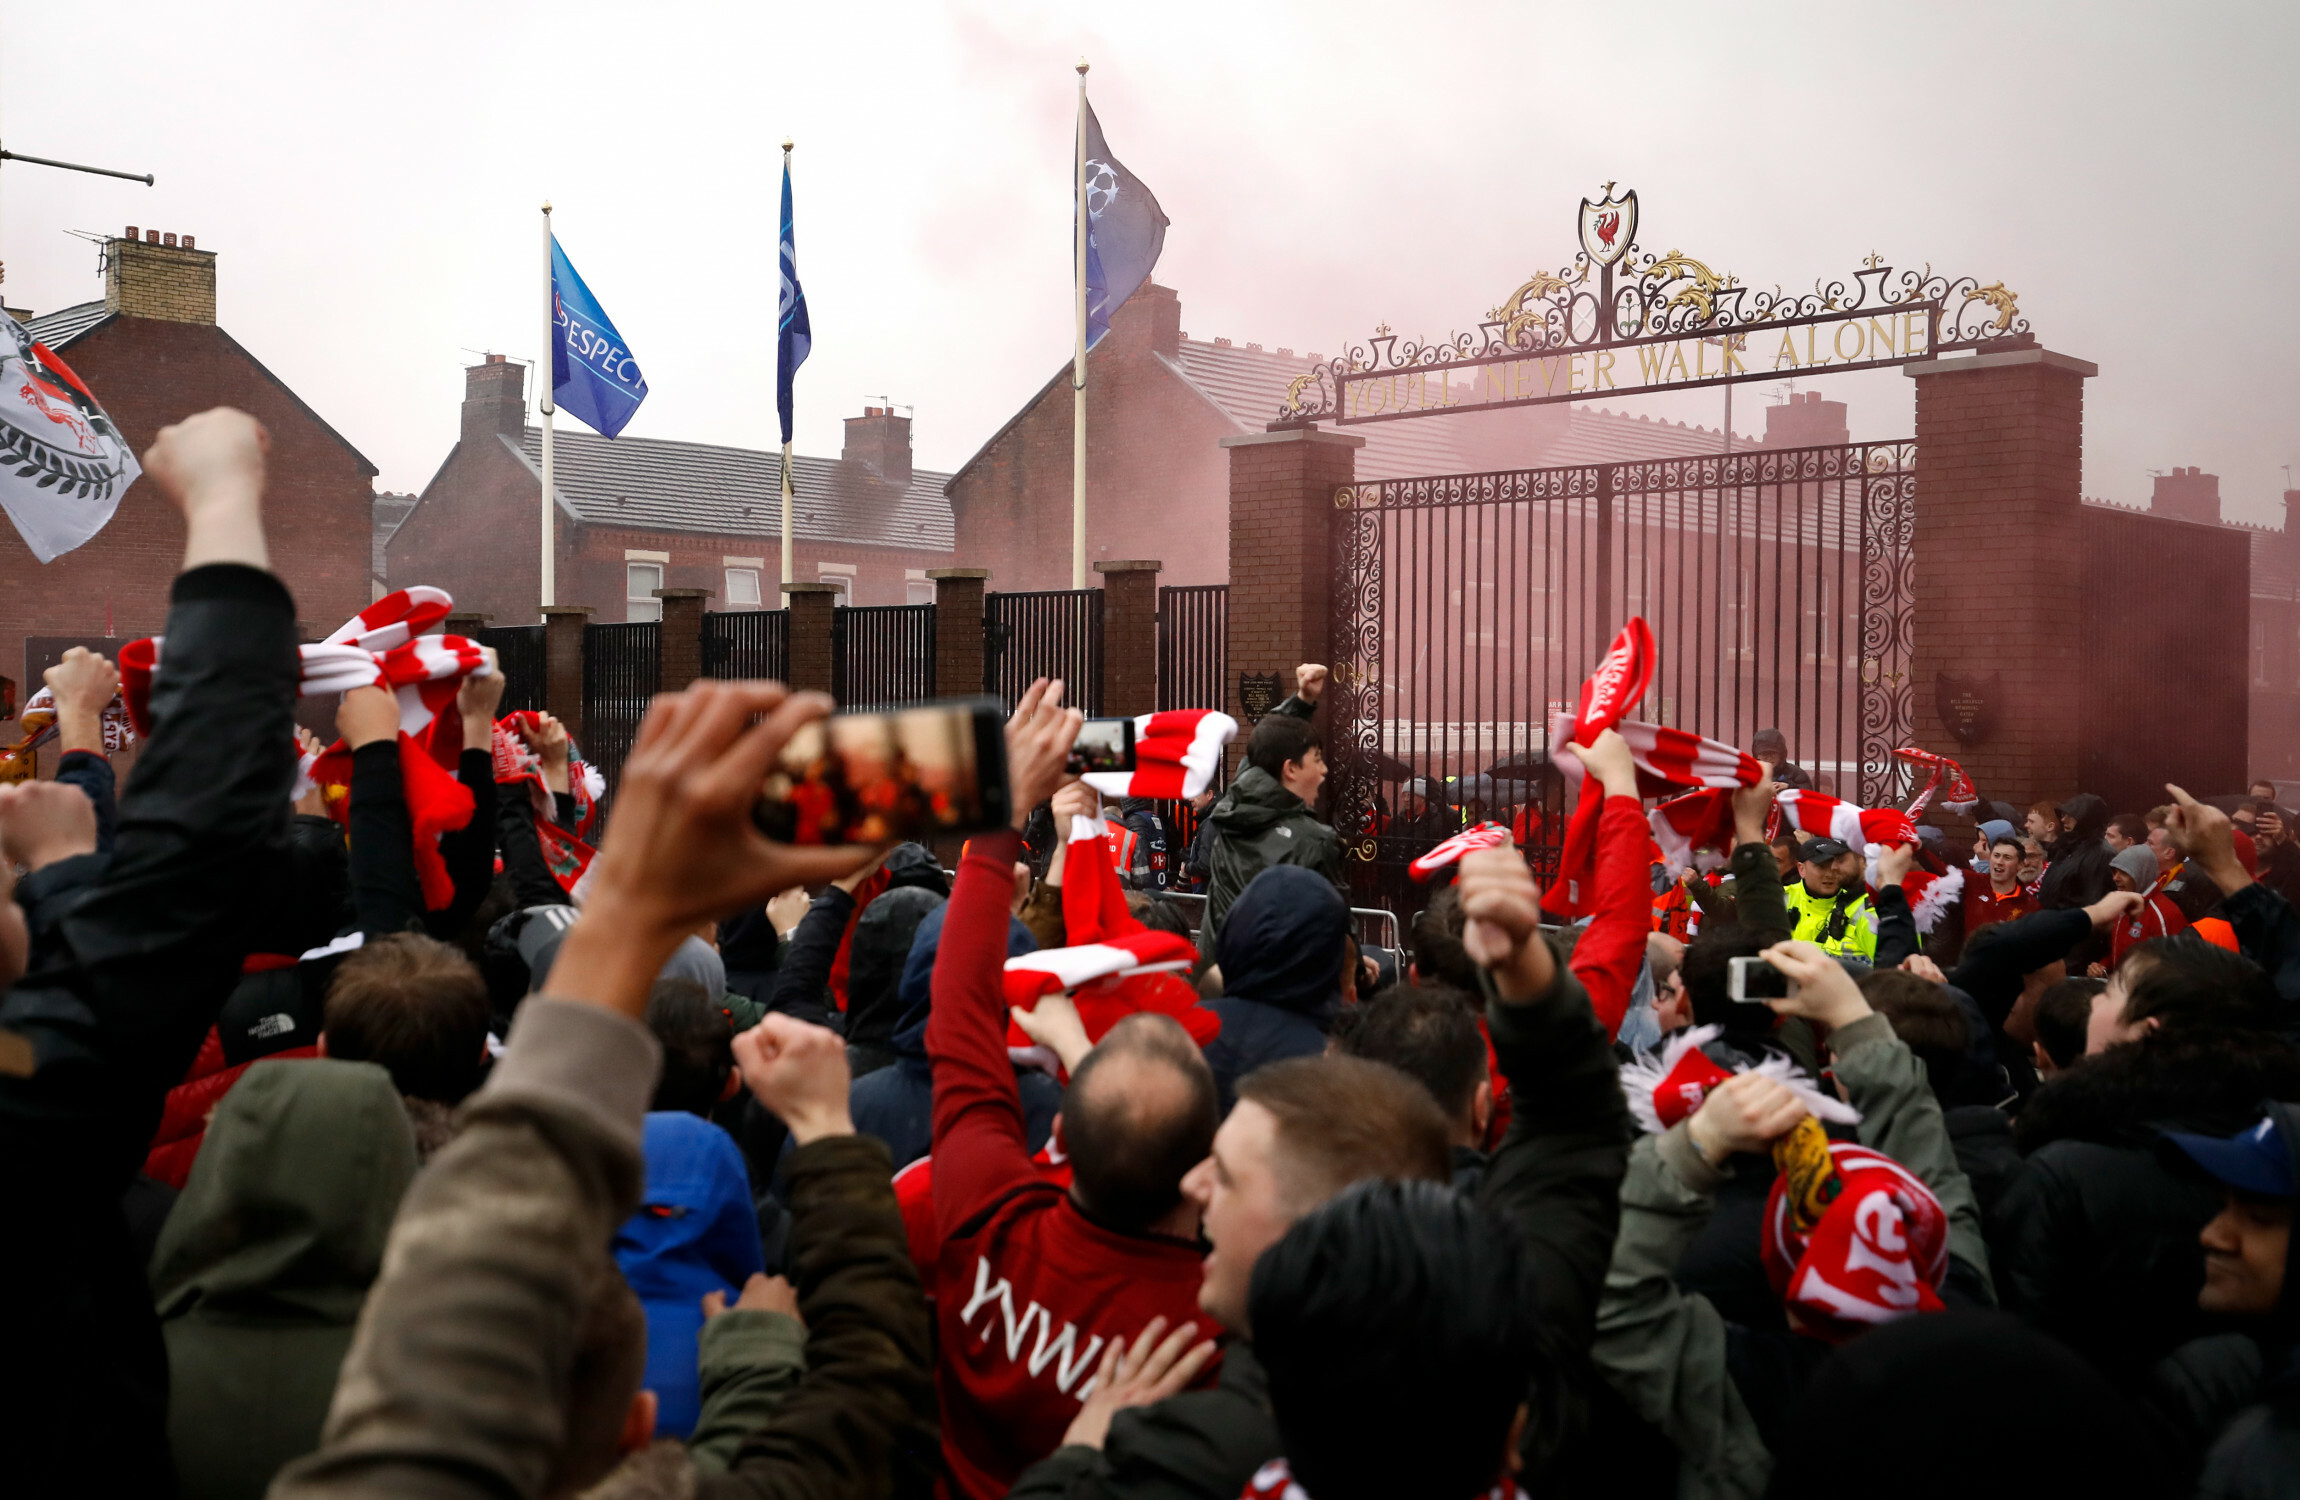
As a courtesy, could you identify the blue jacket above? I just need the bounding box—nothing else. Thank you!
[612,1112,765,1437]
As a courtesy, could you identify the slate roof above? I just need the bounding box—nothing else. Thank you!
[509,427,954,551]
[22,300,115,348]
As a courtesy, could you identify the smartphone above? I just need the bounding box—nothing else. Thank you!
[1727,955,1794,1004]
[752,696,1011,845]
[1068,716,1136,776]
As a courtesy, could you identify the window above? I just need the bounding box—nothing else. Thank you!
[724,568,762,607]
[907,578,936,606]
[626,562,663,622]
[817,561,856,595]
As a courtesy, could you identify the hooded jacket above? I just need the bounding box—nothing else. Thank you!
[613,1111,766,1439]
[149,1058,417,1500]
[1199,703,1343,945]
[843,886,947,1079]
[2188,1098,2300,1497]
[2039,792,2114,912]
[1992,1029,2300,1389]
[848,902,1058,1171]
[1203,866,1350,1113]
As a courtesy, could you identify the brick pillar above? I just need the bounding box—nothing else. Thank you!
[1218,427,1365,746]
[542,605,592,744]
[1905,346,2096,812]
[655,588,711,692]
[782,582,841,696]
[445,611,492,637]
[1094,560,1161,717]
[928,568,990,698]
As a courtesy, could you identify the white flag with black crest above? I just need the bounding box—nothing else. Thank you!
[0,313,141,563]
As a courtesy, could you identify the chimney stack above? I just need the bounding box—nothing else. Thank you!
[2149,466,2221,525]
[1760,389,1849,450]
[462,354,528,446]
[105,227,216,324]
[842,406,913,490]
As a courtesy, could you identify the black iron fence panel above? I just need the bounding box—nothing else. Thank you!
[1328,440,1917,915]
[833,604,937,707]
[1157,585,1228,712]
[477,625,546,713]
[702,608,790,682]
[582,620,660,813]
[987,589,1104,714]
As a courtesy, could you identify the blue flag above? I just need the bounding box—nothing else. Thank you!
[777,161,811,445]
[1080,100,1168,351]
[550,236,648,439]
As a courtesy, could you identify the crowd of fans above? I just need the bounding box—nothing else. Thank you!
[4,407,2298,1500]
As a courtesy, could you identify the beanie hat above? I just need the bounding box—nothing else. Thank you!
[2111,844,2160,892]
[1762,1137,1948,1343]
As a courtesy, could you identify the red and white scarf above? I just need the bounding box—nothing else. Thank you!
[1080,709,1237,801]
[1772,788,1965,934]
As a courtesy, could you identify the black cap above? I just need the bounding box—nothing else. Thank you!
[1800,836,1852,863]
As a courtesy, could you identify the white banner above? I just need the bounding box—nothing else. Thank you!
[0,314,141,563]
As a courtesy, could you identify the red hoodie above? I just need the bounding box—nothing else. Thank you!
[928,829,1211,1500]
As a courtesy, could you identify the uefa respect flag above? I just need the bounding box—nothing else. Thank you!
[550,236,648,439]
[777,158,811,446]
[1079,100,1168,351]
[0,314,141,563]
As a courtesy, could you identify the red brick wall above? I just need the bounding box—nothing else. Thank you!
[948,286,1236,591]
[0,315,374,704]
[1908,350,2091,810]
[1221,428,1364,732]
[387,434,955,623]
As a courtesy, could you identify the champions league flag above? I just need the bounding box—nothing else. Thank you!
[777,155,811,445]
[549,236,648,439]
[0,314,141,563]
[1079,99,1168,351]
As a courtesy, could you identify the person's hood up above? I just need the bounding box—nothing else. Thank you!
[846,886,947,1052]
[1208,765,1305,836]
[889,902,1038,1060]
[882,841,952,897]
[2059,792,2110,845]
[657,934,727,998]
[1978,819,2015,844]
[150,1058,417,1325]
[2111,844,2160,891]
[717,905,783,972]
[1215,865,1350,1018]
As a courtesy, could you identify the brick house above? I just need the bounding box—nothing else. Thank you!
[387,358,955,621]
[944,281,1810,590]
[2,227,377,717]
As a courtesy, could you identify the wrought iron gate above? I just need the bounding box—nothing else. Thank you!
[833,603,936,706]
[703,608,790,682]
[477,624,546,714]
[582,620,660,808]
[987,589,1104,713]
[1327,439,1916,911]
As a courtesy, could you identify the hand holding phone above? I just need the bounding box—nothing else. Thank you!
[752,696,1011,846]
[1068,717,1135,776]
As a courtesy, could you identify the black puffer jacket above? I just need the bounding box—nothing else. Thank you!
[2039,792,2114,911]
[1992,1030,2300,1388]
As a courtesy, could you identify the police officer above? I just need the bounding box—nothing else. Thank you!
[1780,835,1877,960]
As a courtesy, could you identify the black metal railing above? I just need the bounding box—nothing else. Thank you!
[987,588,1104,713]
[477,625,546,714]
[1156,584,1228,712]
[581,620,661,812]
[703,608,790,682]
[1327,440,1917,914]
[832,603,936,707]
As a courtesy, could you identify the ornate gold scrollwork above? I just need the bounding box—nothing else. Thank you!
[1642,250,1729,321]
[1963,281,2019,330]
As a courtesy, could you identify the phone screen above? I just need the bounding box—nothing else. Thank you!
[753,697,1009,845]
[1728,955,1792,1003]
[1068,717,1135,775]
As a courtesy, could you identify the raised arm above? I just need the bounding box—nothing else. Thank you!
[426,653,505,940]
[45,647,122,854]
[1560,728,1651,1040]
[339,686,426,939]
[930,677,1081,1237]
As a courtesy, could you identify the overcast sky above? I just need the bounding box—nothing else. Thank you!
[3,1,2294,522]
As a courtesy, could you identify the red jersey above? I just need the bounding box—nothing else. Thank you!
[2111,891,2187,966]
[928,830,1212,1500]
[1961,876,2037,938]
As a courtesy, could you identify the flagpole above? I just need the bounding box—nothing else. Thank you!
[540,201,557,613]
[1071,59,1089,592]
[781,139,796,590]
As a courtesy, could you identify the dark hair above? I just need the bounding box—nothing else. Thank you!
[1409,884,1479,991]
[1247,714,1320,781]
[549,1264,648,1496]
[646,978,735,1116]
[1131,892,1195,940]
[1752,728,1788,753]
[1680,920,1780,1032]
[1331,984,1488,1120]
[1251,1180,1541,1500]
[2033,977,2102,1070]
[1859,970,1969,1104]
[2107,814,2149,847]
[323,933,492,1104]
[1063,1013,1219,1232]
[2121,939,2278,1036]
[1989,835,2024,856]
[1234,1055,1451,1211]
